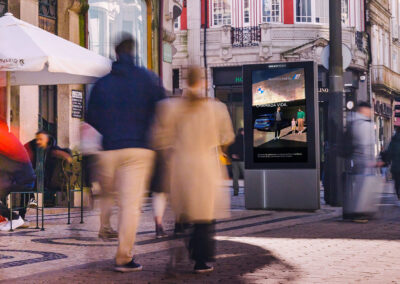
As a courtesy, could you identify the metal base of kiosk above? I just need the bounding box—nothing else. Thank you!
[245,169,320,210]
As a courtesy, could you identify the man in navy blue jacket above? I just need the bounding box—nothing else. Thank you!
[87,34,164,272]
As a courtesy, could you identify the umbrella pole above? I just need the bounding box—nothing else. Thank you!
[6,71,11,129]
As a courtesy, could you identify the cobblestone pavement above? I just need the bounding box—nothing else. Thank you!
[1,185,400,284]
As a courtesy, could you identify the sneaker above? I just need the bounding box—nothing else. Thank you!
[20,220,30,229]
[194,262,214,274]
[1,216,25,231]
[155,225,168,239]
[98,228,118,239]
[114,258,143,273]
[28,198,38,208]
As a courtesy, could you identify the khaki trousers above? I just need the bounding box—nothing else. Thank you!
[97,148,155,265]
[298,118,305,132]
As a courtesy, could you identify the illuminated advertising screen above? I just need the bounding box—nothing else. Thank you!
[243,62,317,169]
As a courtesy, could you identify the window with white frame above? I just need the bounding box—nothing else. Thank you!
[174,16,180,30]
[341,0,349,26]
[315,0,329,24]
[296,0,312,23]
[296,0,350,25]
[212,0,232,26]
[393,50,399,73]
[244,0,250,25]
[262,0,280,23]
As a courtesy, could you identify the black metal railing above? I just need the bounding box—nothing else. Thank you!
[231,26,261,48]
[355,31,365,52]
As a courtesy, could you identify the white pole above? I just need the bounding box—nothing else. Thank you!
[6,71,11,129]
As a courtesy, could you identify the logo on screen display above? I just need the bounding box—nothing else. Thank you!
[292,74,302,80]
[256,87,265,96]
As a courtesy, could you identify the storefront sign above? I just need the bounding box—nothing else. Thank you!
[213,67,243,86]
[71,90,83,119]
[374,100,392,118]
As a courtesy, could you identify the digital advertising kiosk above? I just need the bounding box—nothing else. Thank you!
[243,61,320,210]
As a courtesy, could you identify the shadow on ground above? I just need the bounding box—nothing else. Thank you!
[8,240,298,284]
[251,204,400,241]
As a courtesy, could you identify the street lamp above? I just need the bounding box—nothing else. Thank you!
[326,0,345,206]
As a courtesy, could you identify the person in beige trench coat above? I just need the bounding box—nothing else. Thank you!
[152,66,235,273]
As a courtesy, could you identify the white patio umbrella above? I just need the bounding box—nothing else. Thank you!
[0,13,112,126]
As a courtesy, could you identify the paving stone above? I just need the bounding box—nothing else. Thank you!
[0,190,400,283]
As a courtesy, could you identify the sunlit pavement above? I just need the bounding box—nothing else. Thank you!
[1,184,400,283]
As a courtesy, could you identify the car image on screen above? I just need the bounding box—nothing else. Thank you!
[254,114,275,131]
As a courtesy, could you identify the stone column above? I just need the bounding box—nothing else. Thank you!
[259,23,273,61]
[187,0,201,66]
[56,0,83,150]
[10,0,40,142]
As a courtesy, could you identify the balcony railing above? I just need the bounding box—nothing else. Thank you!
[231,26,261,48]
[371,65,400,94]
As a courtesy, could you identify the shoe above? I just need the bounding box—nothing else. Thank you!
[114,258,143,273]
[98,228,118,239]
[1,216,25,231]
[28,198,38,208]
[20,219,30,229]
[156,225,168,239]
[174,222,190,236]
[194,262,214,274]
[352,219,369,224]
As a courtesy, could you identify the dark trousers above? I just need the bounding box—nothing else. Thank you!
[0,157,35,220]
[0,183,31,220]
[189,222,216,264]
[393,172,400,198]
[232,161,244,195]
[275,122,282,138]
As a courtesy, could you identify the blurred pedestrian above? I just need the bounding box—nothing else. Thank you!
[87,34,164,272]
[349,102,375,175]
[382,129,400,200]
[343,102,380,221]
[228,128,244,196]
[0,122,36,231]
[153,66,234,273]
[149,152,169,239]
[79,121,103,209]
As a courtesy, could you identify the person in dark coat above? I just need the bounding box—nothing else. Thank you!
[274,107,283,139]
[383,129,400,199]
[228,128,244,196]
[87,34,165,272]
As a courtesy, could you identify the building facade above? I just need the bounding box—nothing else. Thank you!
[173,0,369,142]
[368,0,400,154]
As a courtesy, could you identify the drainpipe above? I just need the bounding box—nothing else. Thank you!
[159,0,164,80]
[204,0,208,96]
